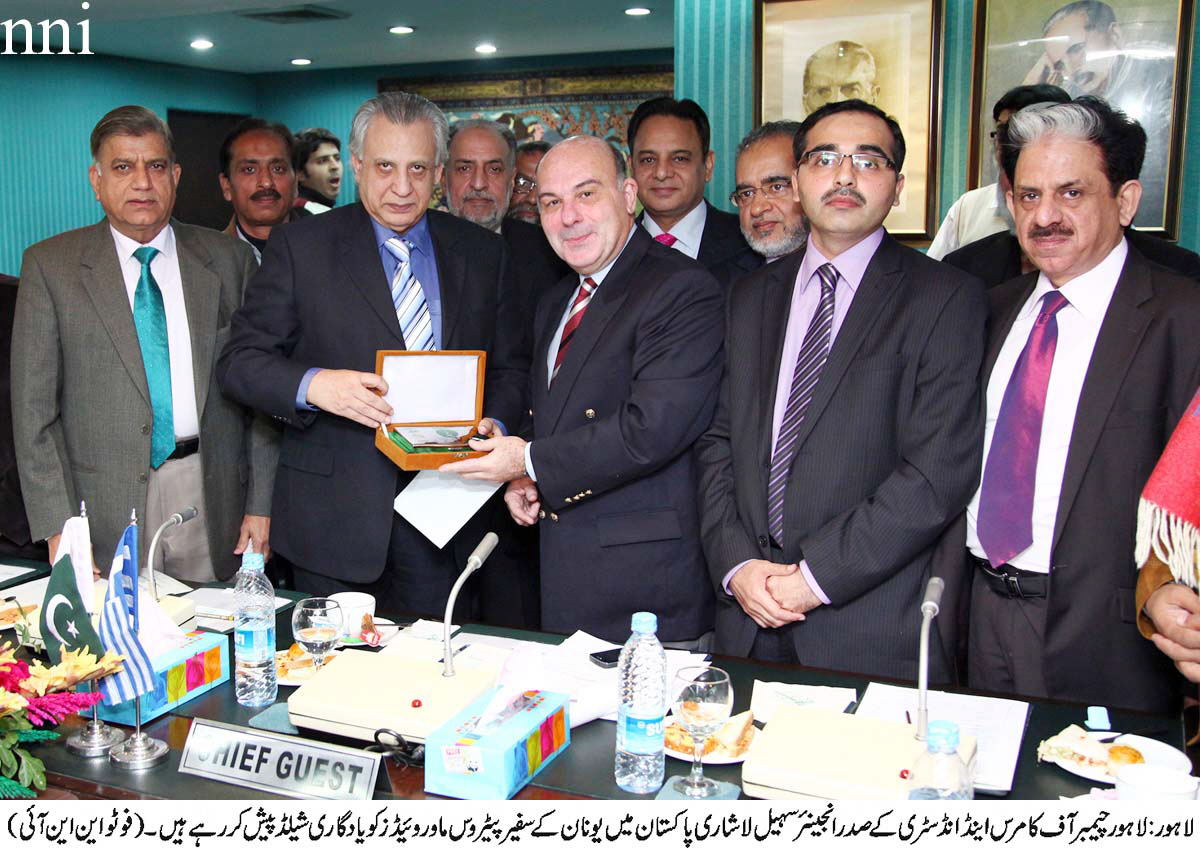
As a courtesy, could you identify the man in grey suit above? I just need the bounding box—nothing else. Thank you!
[696,100,986,680]
[12,105,277,581]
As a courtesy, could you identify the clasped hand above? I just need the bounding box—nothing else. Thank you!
[729,559,823,629]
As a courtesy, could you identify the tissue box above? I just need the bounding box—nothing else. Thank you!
[96,630,229,725]
[424,689,570,800]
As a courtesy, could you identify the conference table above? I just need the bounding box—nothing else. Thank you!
[27,583,1190,801]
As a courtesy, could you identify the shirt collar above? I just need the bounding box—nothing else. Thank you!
[109,222,174,263]
[642,200,707,251]
[797,227,884,294]
[1025,237,1128,322]
[371,212,433,258]
[581,226,637,288]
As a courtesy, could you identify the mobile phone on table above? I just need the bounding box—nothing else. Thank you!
[589,648,621,668]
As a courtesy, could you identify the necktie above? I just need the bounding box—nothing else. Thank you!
[653,232,678,248]
[385,237,436,351]
[767,263,838,546]
[131,246,175,469]
[551,277,597,383]
[976,290,1069,567]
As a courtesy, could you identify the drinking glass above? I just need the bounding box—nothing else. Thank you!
[671,665,733,797]
[291,597,343,672]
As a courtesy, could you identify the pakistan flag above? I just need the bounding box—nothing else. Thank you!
[38,555,104,664]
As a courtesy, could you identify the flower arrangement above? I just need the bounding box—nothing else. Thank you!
[0,642,124,798]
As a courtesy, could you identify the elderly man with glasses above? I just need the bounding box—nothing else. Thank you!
[730,121,808,265]
[696,99,986,678]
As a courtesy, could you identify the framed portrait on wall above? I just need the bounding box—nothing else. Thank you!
[971,0,1195,235]
[756,0,943,239]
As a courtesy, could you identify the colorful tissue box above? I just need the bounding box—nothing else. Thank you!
[96,630,229,725]
[424,688,570,800]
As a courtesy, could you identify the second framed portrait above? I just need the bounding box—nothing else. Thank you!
[971,0,1195,235]
[757,0,942,239]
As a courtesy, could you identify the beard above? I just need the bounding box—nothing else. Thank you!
[745,218,808,260]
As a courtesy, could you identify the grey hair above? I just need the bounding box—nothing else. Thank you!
[1043,0,1115,34]
[736,120,803,159]
[1005,101,1102,153]
[91,105,175,164]
[449,119,517,170]
[349,91,449,164]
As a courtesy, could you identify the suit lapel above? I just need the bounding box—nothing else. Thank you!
[1052,252,1153,551]
[339,205,405,346]
[427,212,465,347]
[983,274,1036,386]
[78,222,150,406]
[531,284,572,416]
[541,231,647,432]
[174,223,220,417]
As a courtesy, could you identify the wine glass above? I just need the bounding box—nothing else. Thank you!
[671,666,733,797]
[291,597,343,672]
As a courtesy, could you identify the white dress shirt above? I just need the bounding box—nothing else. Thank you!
[641,200,707,260]
[966,238,1127,572]
[109,224,201,440]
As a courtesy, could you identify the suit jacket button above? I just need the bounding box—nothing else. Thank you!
[757,535,768,547]
[538,509,546,520]
[584,408,596,419]
[550,512,559,522]
[529,408,534,417]
[141,423,150,435]
[585,489,592,496]
[138,473,148,484]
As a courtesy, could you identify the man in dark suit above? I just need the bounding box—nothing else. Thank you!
[695,100,986,681]
[950,97,1200,713]
[217,92,527,617]
[443,135,724,646]
[628,97,762,287]
[0,275,44,561]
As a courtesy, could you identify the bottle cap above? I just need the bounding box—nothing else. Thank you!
[241,538,265,571]
[926,720,960,752]
[630,611,657,634]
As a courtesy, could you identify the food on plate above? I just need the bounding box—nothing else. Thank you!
[276,644,314,680]
[665,711,755,758]
[0,602,36,628]
[1036,724,1145,775]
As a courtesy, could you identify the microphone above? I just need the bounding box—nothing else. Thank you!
[147,506,200,601]
[443,533,501,677]
[915,576,945,742]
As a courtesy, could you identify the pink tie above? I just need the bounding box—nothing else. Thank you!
[654,233,678,248]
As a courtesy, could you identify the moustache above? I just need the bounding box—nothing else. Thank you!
[251,189,282,202]
[1028,224,1074,239]
[821,187,866,205]
[462,189,496,204]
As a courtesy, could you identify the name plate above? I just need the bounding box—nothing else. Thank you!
[179,718,380,800]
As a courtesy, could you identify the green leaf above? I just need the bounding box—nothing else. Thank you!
[0,775,35,799]
[0,731,15,749]
[14,748,45,790]
[0,746,15,777]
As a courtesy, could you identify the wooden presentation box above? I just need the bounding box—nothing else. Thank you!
[374,350,487,471]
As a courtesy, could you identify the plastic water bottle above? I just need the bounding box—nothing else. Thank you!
[614,611,667,794]
[908,720,973,800]
[233,541,277,707]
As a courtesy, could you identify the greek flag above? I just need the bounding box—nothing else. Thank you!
[97,523,155,705]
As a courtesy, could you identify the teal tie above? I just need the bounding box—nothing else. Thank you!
[132,246,175,468]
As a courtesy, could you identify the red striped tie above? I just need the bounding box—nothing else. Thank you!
[551,277,597,383]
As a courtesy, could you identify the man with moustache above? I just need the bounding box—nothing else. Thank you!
[12,105,276,581]
[508,140,551,225]
[946,98,1200,713]
[628,97,761,287]
[442,135,723,646]
[292,128,342,214]
[730,121,807,263]
[218,92,526,617]
[219,118,300,263]
[695,100,985,678]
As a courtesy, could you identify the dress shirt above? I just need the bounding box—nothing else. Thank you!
[525,226,637,481]
[233,221,264,264]
[109,224,200,440]
[966,238,1127,573]
[926,183,1010,260]
[640,201,706,260]
[723,228,884,602]
[295,214,443,409]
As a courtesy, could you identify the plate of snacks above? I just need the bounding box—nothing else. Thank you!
[275,643,341,686]
[340,614,401,648]
[1036,724,1191,784]
[0,601,37,630]
[664,710,756,765]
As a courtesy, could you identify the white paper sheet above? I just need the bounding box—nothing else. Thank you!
[0,563,36,584]
[749,680,858,724]
[393,471,501,548]
[854,681,1030,793]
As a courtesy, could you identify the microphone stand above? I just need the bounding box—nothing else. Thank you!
[146,506,198,602]
[915,577,945,743]
[442,533,499,677]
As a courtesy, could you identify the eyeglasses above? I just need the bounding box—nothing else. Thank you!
[729,178,793,208]
[513,175,536,194]
[800,150,894,173]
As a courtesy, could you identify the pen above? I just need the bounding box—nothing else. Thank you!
[905,710,912,725]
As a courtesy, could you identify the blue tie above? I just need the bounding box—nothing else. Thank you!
[384,237,436,351]
[132,246,175,468]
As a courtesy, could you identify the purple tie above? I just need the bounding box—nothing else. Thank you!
[977,290,1069,567]
[767,263,837,545]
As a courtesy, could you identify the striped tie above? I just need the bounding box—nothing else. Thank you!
[767,263,838,546]
[551,277,597,383]
[385,237,436,351]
